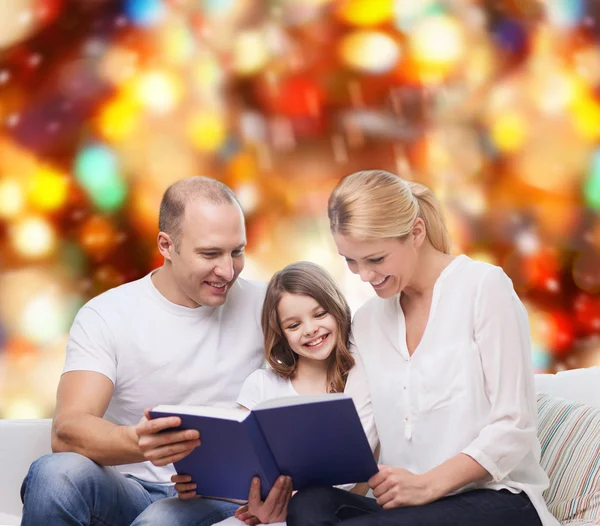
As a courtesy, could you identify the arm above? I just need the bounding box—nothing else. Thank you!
[57,305,201,467]
[460,266,539,483]
[340,347,380,495]
[52,370,144,465]
[52,306,143,465]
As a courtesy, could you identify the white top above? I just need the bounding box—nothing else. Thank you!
[63,272,266,484]
[237,356,379,453]
[351,255,559,526]
[237,368,298,409]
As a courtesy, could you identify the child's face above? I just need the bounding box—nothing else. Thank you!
[277,292,339,363]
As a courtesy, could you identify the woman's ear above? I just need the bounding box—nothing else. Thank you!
[412,217,426,247]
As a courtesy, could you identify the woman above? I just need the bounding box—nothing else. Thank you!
[287,170,559,526]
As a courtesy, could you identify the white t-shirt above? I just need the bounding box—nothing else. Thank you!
[351,254,559,526]
[63,271,266,484]
[237,355,379,454]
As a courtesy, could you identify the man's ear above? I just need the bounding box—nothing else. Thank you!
[412,217,426,247]
[157,232,174,261]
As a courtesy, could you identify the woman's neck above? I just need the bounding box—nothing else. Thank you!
[291,356,330,395]
[403,242,455,301]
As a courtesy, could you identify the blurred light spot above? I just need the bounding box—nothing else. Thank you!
[546,0,584,29]
[584,150,600,210]
[410,15,464,67]
[28,165,69,212]
[187,112,227,152]
[74,145,127,212]
[124,0,165,27]
[134,70,183,114]
[4,397,45,419]
[233,30,270,75]
[337,0,394,26]
[0,179,25,219]
[10,216,56,258]
[339,31,400,74]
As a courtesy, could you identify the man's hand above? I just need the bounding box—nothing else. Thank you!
[368,465,435,509]
[238,476,292,524]
[135,409,201,466]
[172,474,199,500]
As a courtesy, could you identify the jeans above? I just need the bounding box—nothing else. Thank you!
[286,487,544,526]
[20,453,237,526]
[131,497,239,526]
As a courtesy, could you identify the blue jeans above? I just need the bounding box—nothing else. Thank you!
[131,497,239,526]
[287,487,543,526]
[20,453,238,526]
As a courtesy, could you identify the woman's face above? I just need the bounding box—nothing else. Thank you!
[333,221,424,298]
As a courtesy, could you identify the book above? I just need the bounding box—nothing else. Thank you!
[149,393,378,501]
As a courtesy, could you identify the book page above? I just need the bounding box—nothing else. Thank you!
[152,405,249,422]
[254,392,350,410]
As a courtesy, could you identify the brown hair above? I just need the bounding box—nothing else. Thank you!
[328,170,451,254]
[261,261,355,393]
[158,176,241,251]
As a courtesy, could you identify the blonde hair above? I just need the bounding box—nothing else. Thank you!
[328,170,450,254]
[261,262,355,394]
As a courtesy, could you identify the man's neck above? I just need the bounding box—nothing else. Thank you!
[151,266,200,309]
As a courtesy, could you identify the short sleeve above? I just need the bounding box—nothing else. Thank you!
[63,306,117,385]
[237,369,266,410]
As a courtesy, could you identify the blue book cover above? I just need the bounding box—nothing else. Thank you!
[149,394,378,501]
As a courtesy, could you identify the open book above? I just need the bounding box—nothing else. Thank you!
[149,393,378,500]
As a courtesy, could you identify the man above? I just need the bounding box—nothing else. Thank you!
[20,176,280,525]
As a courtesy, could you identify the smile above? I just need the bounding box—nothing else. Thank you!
[371,276,389,288]
[304,333,330,348]
[206,281,228,290]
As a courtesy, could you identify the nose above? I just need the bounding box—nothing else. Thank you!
[303,320,319,337]
[214,256,234,281]
[358,267,374,283]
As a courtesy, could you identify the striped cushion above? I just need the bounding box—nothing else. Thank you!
[537,393,600,525]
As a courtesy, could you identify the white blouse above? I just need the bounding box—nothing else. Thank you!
[351,254,559,526]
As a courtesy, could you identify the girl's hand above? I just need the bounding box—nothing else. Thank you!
[368,465,435,509]
[234,504,261,525]
[246,476,293,523]
[171,474,198,500]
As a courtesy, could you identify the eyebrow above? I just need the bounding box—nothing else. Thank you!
[280,305,323,325]
[339,252,386,260]
[195,244,246,252]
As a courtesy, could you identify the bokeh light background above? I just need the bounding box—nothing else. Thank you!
[1,0,600,419]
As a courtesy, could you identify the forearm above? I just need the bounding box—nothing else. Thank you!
[52,412,145,466]
[350,482,370,496]
[423,453,491,500]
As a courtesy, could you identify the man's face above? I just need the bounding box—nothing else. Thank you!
[168,200,246,308]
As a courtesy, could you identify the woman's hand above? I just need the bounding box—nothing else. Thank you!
[171,474,198,500]
[368,465,436,509]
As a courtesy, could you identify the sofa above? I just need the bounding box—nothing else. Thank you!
[1,367,599,526]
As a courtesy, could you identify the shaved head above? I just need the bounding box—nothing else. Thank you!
[158,176,241,250]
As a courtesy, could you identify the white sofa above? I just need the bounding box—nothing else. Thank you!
[1,367,599,526]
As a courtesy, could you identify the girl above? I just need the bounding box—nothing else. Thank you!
[287,170,559,526]
[173,261,378,525]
